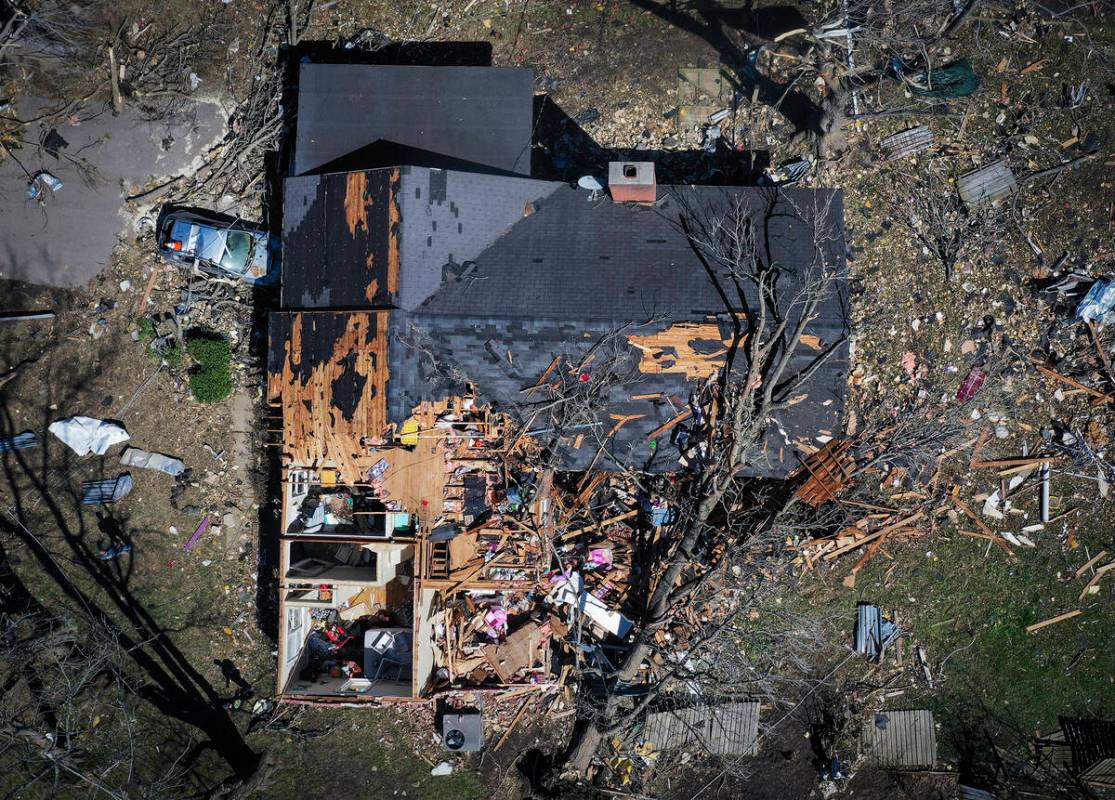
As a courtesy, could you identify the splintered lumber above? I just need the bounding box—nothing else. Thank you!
[851,530,891,574]
[560,510,638,540]
[522,356,562,394]
[968,430,1059,469]
[972,454,1060,469]
[608,413,645,437]
[646,410,692,440]
[1029,358,1115,403]
[494,697,532,752]
[1078,561,1115,600]
[1026,609,1083,633]
[823,512,923,562]
[135,267,160,315]
[952,497,1016,559]
[1075,550,1109,579]
[576,471,608,504]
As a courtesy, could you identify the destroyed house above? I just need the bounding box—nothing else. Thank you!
[269,62,849,704]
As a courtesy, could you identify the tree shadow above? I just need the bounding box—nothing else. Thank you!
[0,334,260,787]
[626,0,823,137]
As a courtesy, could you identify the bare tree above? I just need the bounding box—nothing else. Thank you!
[892,169,986,282]
[562,189,848,776]
[0,594,194,798]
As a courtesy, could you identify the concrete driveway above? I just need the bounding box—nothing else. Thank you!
[0,98,225,288]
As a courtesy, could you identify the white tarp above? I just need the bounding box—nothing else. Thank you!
[48,416,129,456]
[120,447,185,476]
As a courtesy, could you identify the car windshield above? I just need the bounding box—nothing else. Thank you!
[219,231,253,272]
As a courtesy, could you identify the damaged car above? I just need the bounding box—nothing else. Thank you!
[156,207,279,286]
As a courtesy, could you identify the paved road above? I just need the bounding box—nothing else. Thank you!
[0,98,224,288]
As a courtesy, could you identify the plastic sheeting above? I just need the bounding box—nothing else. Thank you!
[48,416,129,456]
[120,447,185,476]
[1077,279,1115,324]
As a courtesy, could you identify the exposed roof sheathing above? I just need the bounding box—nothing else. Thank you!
[268,311,390,485]
[282,169,400,309]
[280,168,849,477]
[294,63,534,177]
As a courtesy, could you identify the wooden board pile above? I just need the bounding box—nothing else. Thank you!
[792,510,925,587]
[435,588,555,688]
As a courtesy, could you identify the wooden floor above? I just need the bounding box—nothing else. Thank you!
[379,432,450,531]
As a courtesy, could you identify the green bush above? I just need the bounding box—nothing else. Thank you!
[186,334,234,403]
[161,343,185,371]
[135,316,185,369]
[135,316,157,342]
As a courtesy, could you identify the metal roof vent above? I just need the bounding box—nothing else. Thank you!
[608,161,656,203]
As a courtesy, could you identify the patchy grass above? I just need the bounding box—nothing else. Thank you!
[799,496,1115,754]
[257,708,489,800]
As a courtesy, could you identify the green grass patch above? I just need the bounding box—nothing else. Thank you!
[134,316,185,369]
[798,505,1115,754]
[186,333,234,403]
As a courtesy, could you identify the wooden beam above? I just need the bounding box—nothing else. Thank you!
[1030,358,1115,403]
[1075,549,1109,579]
[1025,609,1083,633]
[1079,560,1115,600]
[493,697,532,752]
[646,410,692,440]
[560,509,638,540]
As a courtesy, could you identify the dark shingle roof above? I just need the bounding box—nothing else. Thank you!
[282,169,400,309]
[294,64,534,177]
[280,164,849,477]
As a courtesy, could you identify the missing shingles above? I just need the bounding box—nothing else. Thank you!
[429,169,447,204]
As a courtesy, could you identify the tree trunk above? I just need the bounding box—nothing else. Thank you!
[108,45,123,115]
[565,487,724,773]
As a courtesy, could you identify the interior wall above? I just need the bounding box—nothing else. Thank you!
[415,587,439,696]
[280,606,311,692]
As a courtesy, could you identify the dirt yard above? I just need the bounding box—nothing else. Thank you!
[2,1,1114,798]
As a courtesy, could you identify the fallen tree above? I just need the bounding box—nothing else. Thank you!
[561,189,849,778]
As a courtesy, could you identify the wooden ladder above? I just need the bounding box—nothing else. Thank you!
[429,540,450,579]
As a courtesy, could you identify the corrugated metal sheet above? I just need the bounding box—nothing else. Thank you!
[880,126,935,160]
[862,710,937,768]
[959,786,997,800]
[643,700,760,756]
[80,474,133,505]
[958,161,1017,206]
[855,603,899,660]
[1080,757,1115,787]
[0,431,37,452]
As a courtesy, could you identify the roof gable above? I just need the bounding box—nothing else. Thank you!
[294,63,534,177]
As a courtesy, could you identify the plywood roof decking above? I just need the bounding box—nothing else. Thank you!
[378,433,450,531]
[269,311,390,485]
[628,322,733,380]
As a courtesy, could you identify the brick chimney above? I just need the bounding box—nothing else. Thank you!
[608,161,656,203]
